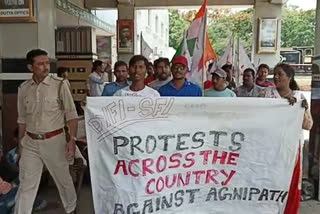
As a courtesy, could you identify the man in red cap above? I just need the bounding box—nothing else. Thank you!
[158,55,202,96]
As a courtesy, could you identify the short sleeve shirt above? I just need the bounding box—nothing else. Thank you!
[113,86,160,97]
[235,84,263,97]
[101,81,129,96]
[17,75,78,133]
[204,88,236,97]
[159,80,202,97]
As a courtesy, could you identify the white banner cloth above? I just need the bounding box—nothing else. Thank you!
[85,97,304,214]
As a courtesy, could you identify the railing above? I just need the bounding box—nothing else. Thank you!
[56,0,116,34]
[290,64,312,74]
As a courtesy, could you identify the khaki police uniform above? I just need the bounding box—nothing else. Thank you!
[14,75,78,214]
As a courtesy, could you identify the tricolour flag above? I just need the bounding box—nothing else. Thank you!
[173,0,216,87]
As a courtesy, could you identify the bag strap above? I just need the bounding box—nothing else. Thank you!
[58,79,65,111]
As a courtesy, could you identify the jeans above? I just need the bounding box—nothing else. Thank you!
[0,187,18,214]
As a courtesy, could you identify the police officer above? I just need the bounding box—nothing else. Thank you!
[14,49,78,214]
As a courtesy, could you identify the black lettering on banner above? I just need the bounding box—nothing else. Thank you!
[206,187,217,201]
[270,190,280,200]
[242,187,248,200]
[113,136,129,155]
[130,136,144,155]
[219,187,232,200]
[191,131,206,149]
[127,203,140,214]
[233,187,243,200]
[142,199,153,214]
[249,188,261,200]
[258,188,269,201]
[174,190,184,207]
[161,194,173,209]
[155,197,161,211]
[276,191,288,203]
[229,132,245,152]
[176,134,190,151]
[209,131,227,147]
[145,135,157,154]
[158,135,175,151]
[114,204,125,214]
[186,189,200,204]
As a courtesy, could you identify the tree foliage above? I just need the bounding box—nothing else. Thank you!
[169,6,316,57]
[281,8,315,47]
[169,9,188,49]
[208,8,253,56]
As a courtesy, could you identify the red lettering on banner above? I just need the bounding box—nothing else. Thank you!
[177,172,191,187]
[165,174,177,188]
[205,169,219,184]
[114,160,128,175]
[142,158,155,176]
[212,151,228,164]
[156,177,165,192]
[182,152,195,168]
[169,153,182,168]
[227,153,240,165]
[200,150,212,165]
[156,155,167,173]
[193,170,206,184]
[221,170,236,186]
[146,178,155,194]
[128,159,139,177]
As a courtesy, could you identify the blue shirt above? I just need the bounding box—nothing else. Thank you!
[159,80,202,97]
[101,81,129,96]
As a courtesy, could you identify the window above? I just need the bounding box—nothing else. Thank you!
[155,16,159,33]
[148,10,151,26]
[161,23,164,38]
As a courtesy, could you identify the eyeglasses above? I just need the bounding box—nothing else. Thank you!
[172,65,186,70]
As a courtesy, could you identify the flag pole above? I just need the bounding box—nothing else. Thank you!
[140,31,142,55]
[202,4,207,96]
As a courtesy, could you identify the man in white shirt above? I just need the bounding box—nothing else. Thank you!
[114,55,160,97]
[87,60,107,96]
[148,57,172,91]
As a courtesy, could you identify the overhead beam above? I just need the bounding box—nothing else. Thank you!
[135,0,254,8]
[269,0,288,4]
[86,0,117,9]
[85,0,255,9]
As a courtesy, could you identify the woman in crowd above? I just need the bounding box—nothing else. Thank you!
[259,63,312,129]
[259,63,313,213]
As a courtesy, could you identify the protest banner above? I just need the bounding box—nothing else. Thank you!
[85,97,304,214]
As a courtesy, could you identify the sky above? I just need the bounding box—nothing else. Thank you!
[287,0,316,10]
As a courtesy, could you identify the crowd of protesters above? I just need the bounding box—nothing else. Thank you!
[0,50,314,214]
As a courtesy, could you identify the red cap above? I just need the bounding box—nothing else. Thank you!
[172,56,188,68]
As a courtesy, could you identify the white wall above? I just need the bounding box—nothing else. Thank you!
[253,0,282,68]
[135,9,170,61]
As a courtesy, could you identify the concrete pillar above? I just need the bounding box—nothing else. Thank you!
[0,0,56,152]
[117,2,135,63]
[310,0,320,201]
[316,0,320,55]
[253,0,282,68]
